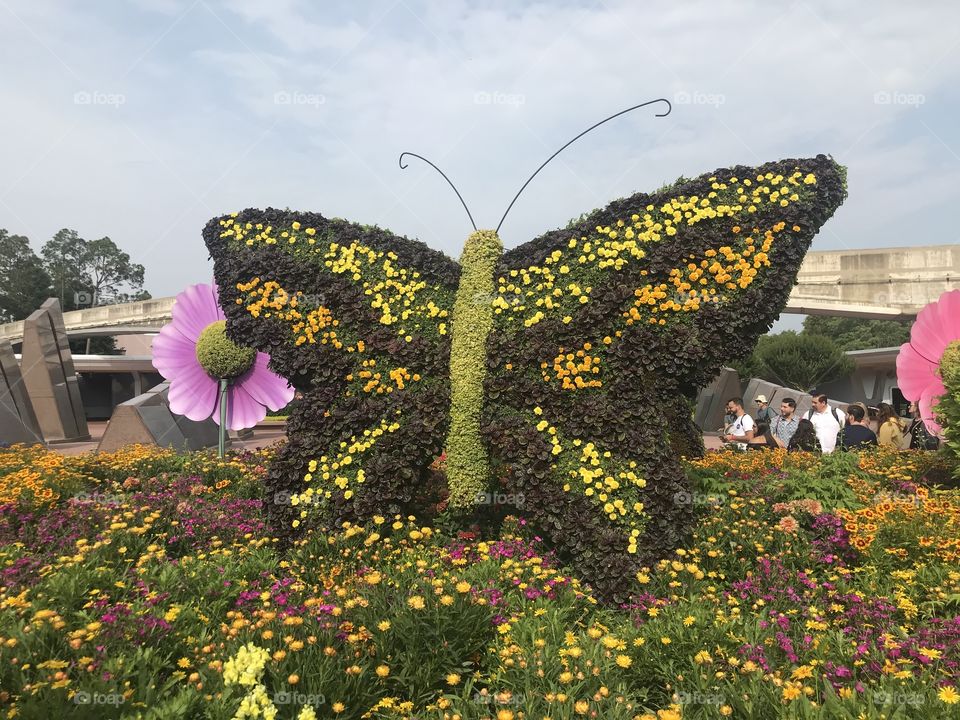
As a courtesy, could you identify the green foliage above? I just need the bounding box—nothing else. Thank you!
[41,229,149,311]
[445,230,503,507]
[938,340,960,475]
[736,331,855,391]
[0,229,53,323]
[802,315,911,351]
[195,320,257,379]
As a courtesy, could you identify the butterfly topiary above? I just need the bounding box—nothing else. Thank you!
[204,129,846,601]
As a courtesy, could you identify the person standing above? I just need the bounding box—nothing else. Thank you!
[787,418,821,453]
[754,395,775,425]
[722,397,755,449]
[770,398,799,448]
[805,394,845,454]
[877,402,909,449]
[907,401,940,450]
[839,405,878,451]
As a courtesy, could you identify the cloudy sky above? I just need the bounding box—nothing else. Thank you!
[2,0,959,332]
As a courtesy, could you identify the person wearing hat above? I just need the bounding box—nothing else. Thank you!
[754,395,775,425]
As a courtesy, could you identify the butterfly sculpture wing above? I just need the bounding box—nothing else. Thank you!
[204,210,459,532]
[481,155,846,601]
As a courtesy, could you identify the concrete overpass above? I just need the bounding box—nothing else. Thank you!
[785,244,959,319]
[0,245,957,343]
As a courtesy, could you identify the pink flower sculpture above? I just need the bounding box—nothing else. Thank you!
[152,283,294,429]
[896,289,960,436]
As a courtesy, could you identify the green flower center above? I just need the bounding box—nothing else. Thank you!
[195,320,256,379]
[940,339,960,384]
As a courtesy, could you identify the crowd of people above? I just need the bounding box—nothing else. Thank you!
[721,394,939,454]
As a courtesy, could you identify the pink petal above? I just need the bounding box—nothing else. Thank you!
[170,283,224,343]
[895,342,939,401]
[236,353,295,410]
[221,383,267,430]
[919,378,946,438]
[167,358,219,421]
[909,290,960,364]
[152,324,199,378]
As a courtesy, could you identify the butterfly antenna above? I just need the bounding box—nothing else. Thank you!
[495,98,672,234]
[398,152,477,231]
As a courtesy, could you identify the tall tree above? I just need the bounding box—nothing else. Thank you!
[84,237,146,306]
[41,229,89,310]
[40,230,149,310]
[0,229,53,322]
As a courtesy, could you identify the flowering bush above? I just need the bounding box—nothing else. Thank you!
[0,441,959,718]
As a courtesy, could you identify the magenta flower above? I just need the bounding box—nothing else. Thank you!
[152,283,294,429]
[896,289,960,436]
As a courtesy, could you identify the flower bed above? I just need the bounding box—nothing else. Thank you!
[0,444,959,718]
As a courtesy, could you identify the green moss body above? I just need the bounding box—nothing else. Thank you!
[445,230,503,507]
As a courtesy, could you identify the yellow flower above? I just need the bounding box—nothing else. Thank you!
[683,615,695,627]
[407,595,425,610]
[497,711,514,720]
[782,685,801,701]
[376,665,390,678]
[331,702,345,713]
[455,581,471,593]
[939,686,960,704]
[377,620,391,631]
[574,699,589,714]
[615,654,632,668]
[446,673,461,685]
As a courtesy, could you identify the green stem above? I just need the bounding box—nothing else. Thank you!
[218,378,228,458]
[445,229,503,507]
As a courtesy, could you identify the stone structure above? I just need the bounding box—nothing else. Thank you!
[97,382,220,453]
[0,340,43,445]
[20,299,90,442]
[693,367,741,432]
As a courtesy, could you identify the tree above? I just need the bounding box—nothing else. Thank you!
[802,315,911,351]
[735,331,855,392]
[0,229,53,322]
[41,230,149,311]
[84,237,146,306]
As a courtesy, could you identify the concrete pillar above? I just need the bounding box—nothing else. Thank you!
[20,299,90,442]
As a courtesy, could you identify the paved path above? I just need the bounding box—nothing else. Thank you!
[51,421,288,456]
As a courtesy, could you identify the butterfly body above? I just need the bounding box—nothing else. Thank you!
[206,154,846,600]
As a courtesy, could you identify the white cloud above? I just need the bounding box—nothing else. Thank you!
[0,0,958,296]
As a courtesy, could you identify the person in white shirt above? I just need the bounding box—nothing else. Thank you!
[805,393,845,454]
[722,397,755,450]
